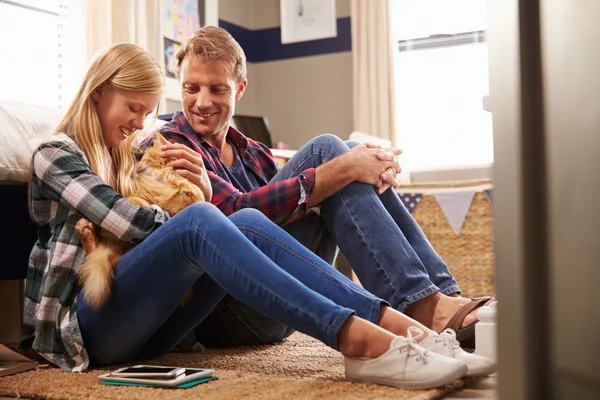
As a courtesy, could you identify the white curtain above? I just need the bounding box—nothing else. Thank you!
[84,0,163,69]
[350,0,396,145]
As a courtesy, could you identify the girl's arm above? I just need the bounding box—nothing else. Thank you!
[32,141,168,243]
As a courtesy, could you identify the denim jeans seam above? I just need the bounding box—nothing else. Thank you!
[285,151,325,177]
[369,299,388,325]
[236,224,380,302]
[397,285,439,313]
[328,308,355,350]
[333,191,406,306]
[439,284,461,296]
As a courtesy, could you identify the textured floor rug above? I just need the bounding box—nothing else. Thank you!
[0,333,472,400]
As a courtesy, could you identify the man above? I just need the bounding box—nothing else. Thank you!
[147,26,492,348]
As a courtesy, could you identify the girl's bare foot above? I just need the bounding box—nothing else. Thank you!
[337,316,395,359]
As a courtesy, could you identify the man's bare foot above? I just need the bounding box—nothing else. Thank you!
[75,218,98,254]
[448,293,496,328]
[405,292,485,333]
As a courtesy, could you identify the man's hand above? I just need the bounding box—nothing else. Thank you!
[159,143,213,201]
[360,142,403,194]
[342,144,400,189]
[310,141,402,207]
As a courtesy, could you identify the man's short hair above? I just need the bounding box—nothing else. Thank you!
[175,26,247,83]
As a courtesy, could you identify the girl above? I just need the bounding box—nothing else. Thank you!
[23,43,494,389]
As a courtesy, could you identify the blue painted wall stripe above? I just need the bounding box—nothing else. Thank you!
[219,17,352,63]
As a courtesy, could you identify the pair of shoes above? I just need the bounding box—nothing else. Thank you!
[344,327,468,389]
[444,296,493,348]
[419,328,497,377]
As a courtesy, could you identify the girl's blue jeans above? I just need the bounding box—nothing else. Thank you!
[77,203,384,366]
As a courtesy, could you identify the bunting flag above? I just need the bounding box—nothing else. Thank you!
[484,189,493,204]
[433,191,477,235]
[398,193,423,214]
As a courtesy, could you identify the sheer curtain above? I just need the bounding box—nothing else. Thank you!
[84,0,163,68]
[350,0,396,146]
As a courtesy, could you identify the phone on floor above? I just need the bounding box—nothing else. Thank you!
[99,367,215,387]
[109,365,185,379]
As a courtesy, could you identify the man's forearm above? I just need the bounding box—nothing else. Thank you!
[309,154,356,207]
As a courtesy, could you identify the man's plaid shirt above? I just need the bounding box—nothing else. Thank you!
[22,136,170,371]
[148,111,317,225]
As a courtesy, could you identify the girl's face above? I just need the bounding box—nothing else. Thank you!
[92,85,161,148]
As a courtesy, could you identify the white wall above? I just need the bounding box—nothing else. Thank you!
[220,0,353,149]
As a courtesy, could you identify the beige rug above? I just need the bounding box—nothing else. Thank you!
[0,332,473,400]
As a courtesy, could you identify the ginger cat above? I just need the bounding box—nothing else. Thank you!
[76,132,205,309]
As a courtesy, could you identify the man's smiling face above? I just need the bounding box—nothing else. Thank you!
[179,56,247,142]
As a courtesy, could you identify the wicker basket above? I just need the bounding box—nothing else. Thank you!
[408,186,495,298]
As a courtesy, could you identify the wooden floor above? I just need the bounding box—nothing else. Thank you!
[443,376,497,399]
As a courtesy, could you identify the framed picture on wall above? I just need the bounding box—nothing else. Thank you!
[162,0,219,101]
[280,0,337,44]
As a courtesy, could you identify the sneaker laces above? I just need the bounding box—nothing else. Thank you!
[436,328,462,354]
[393,326,429,364]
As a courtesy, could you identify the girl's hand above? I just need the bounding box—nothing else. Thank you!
[159,143,213,201]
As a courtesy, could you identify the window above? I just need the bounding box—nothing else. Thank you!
[391,0,493,179]
[0,0,84,109]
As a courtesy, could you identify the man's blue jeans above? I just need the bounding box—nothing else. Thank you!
[77,203,383,367]
[278,134,461,310]
[195,134,461,347]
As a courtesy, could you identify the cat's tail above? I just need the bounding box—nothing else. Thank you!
[78,246,119,309]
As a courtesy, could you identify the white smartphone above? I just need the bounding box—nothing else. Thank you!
[109,365,185,379]
[99,367,215,387]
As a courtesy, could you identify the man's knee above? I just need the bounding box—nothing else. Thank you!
[345,140,361,149]
[306,134,349,159]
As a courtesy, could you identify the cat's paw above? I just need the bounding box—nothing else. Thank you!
[76,218,98,253]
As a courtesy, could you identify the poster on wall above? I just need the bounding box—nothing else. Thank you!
[280,0,337,44]
[162,0,202,99]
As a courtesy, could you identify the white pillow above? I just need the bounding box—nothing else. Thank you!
[0,101,62,182]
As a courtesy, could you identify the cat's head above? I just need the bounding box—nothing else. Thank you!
[135,132,174,178]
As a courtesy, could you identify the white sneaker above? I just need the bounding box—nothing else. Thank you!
[420,328,498,377]
[344,327,468,389]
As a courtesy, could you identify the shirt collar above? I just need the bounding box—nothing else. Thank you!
[171,111,249,153]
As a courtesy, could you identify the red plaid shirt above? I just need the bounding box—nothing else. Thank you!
[144,111,316,225]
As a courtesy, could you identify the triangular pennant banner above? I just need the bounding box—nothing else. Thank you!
[398,193,423,214]
[433,191,476,235]
[484,189,493,204]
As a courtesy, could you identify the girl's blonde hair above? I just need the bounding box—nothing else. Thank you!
[55,43,164,197]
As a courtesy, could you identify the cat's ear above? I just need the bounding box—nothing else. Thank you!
[154,132,171,147]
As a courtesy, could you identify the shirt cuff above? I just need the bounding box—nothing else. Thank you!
[297,167,316,207]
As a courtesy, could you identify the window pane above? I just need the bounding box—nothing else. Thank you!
[7,0,60,13]
[393,0,487,40]
[395,43,493,170]
[0,2,60,108]
[392,0,493,171]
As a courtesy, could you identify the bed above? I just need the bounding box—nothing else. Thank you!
[0,101,62,281]
[0,102,170,281]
